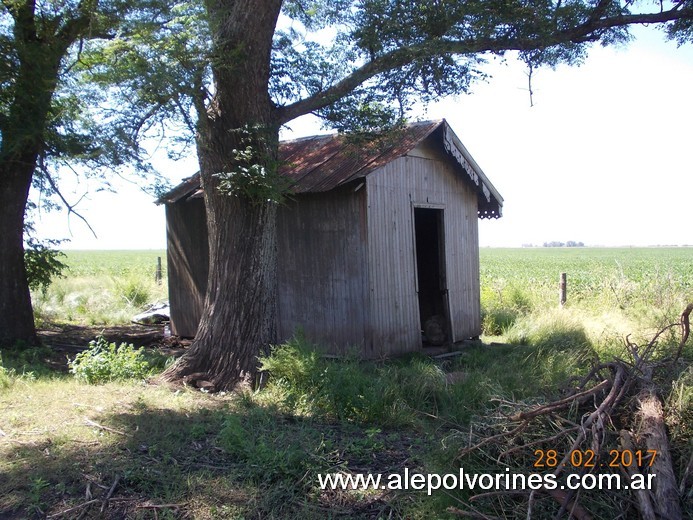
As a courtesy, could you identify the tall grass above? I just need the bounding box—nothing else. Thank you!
[257,333,594,428]
[479,247,692,359]
[32,250,167,326]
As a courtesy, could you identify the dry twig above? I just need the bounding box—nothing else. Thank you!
[84,418,126,436]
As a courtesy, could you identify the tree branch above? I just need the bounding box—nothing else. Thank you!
[39,162,98,238]
[673,303,693,362]
[10,0,38,43]
[274,5,692,125]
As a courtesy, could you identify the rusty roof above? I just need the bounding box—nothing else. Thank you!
[159,119,503,218]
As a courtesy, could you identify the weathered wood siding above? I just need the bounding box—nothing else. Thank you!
[166,133,483,356]
[366,137,480,356]
[276,185,370,355]
[166,199,209,337]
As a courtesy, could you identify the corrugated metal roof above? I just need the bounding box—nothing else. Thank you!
[279,119,441,193]
[158,119,503,218]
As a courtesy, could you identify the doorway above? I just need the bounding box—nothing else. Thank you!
[413,207,449,346]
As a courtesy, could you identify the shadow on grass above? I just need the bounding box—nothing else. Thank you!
[1,397,422,519]
[1,335,615,520]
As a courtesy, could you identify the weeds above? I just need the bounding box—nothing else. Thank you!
[0,355,13,390]
[113,277,152,307]
[505,309,592,350]
[69,336,159,384]
[259,337,448,426]
[26,477,50,517]
[257,334,594,431]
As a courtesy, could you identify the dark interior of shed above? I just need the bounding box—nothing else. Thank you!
[414,207,449,346]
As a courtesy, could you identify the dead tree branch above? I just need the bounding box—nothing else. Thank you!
[454,304,692,519]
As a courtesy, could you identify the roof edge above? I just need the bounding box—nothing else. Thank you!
[157,119,504,221]
[156,173,201,205]
[439,119,504,219]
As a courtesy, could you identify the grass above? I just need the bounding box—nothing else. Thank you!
[479,247,692,356]
[1,247,690,518]
[32,250,167,326]
[3,334,688,518]
[0,336,603,519]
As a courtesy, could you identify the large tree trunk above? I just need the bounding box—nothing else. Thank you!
[161,0,283,390]
[161,188,278,390]
[0,6,71,347]
[0,160,37,346]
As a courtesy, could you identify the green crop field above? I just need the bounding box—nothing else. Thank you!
[480,247,692,301]
[32,247,693,348]
[31,247,693,333]
[478,247,692,351]
[60,250,167,277]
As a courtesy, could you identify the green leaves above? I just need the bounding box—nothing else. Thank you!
[213,128,292,204]
[23,238,67,294]
[69,336,152,384]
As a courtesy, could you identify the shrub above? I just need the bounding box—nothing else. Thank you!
[69,336,152,384]
[24,236,67,294]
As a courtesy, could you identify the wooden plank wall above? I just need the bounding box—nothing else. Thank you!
[366,137,480,356]
[276,185,370,356]
[166,199,209,337]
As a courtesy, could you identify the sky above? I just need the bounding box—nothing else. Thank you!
[32,25,693,249]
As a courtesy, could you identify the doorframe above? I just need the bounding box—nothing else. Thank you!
[410,202,454,345]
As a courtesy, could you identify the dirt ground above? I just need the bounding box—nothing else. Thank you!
[37,323,189,370]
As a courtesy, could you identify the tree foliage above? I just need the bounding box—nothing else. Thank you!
[0,0,194,346]
[268,0,693,128]
[23,235,67,294]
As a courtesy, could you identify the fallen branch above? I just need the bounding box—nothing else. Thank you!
[136,502,186,510]
[508,378,611,422]
[620,430,656,520]
[637,390,682,520]
[680,451,693,497]
[673,302,692,362]
[84,418,126,436]
[47,499,101,519]
[545,488,592,520]
[101,475,120,513]
[457,422,529,459]
[499,425,580,459]
[453,304,693,519]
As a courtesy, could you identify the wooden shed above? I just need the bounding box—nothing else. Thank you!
[160,119,503,358]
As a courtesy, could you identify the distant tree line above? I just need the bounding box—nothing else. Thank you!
[544,241,585,247]
[522,242,586,248]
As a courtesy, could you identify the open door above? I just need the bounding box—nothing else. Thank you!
[413,207,450,347]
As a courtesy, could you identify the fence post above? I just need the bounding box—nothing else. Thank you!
[559,272,567,307]
[156,256,162,285]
